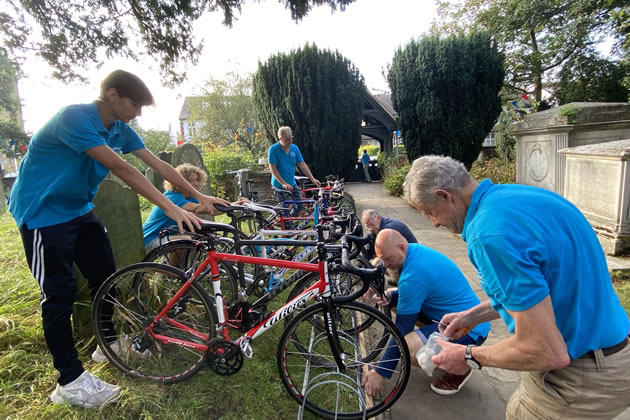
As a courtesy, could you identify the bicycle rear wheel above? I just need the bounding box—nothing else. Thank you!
[92,262,217,383]
[278,301,410,419]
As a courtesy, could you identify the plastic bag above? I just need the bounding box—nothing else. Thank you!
[415,332,448,376]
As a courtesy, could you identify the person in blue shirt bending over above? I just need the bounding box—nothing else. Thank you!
[268,126,320,213]
[361,149,371,182]
[9,70,229,409]
[403,155,630,419]
[362,229,490,397]
[361,209,417,260]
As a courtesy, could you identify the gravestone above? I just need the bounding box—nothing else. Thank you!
[145,151,173,192]
[514,103,630,194]
[171,144,211,196]
[73,179,145,335]
[559,139,630,255]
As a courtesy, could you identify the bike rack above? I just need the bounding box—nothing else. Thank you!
[295,315,370,420]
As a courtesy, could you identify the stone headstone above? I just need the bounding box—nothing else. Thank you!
[145,151,174,192]
[73,179,145,336]
[559,139,630,255]
[171,143,211,196]
[514,103,630,194]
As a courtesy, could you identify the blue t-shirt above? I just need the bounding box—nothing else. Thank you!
[375,243,490,377]
[361,152,370,165]
[9,102,145,229]
[142,191,199,246]
[268,142,304,189]
[381,217,418,244]
[462,179,629,359]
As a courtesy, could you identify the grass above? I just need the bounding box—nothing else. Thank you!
[0,211,317,419]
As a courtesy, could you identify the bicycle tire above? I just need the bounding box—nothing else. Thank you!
[142,239,239,305]
[277,301,410,419]
[92,262,217,383]
[285,262,392,364]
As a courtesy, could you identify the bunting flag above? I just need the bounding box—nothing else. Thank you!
[521,94,531,107]
[177,139,183,145]
[20,144,26,154]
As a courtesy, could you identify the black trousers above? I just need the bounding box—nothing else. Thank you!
[20,211,116,385]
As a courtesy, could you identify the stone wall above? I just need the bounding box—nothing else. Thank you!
[514,103,630,194]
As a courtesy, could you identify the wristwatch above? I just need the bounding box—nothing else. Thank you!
[465,345,482,370]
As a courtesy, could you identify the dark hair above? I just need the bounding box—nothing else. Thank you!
[100,70,154,106]
[363,149,367,153]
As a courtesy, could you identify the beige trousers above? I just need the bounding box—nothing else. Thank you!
[506,339,630,419]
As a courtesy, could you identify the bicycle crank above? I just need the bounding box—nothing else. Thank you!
[206,338,243,375]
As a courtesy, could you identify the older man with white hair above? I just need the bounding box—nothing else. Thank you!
[403,155,630,419]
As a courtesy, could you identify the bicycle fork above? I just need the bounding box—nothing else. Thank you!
[322,297,346,372]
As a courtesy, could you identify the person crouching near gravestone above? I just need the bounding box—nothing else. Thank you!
[361,229,490,396]
[8,69,229,409]
[403,155,630,419]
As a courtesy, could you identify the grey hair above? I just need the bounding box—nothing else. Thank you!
[403,155,473,205]
[277,126,292,139]
[361,209,380,221]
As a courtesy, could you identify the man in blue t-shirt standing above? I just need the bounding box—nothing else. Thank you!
[268,126,320,212]
[362,229,490,396]
[361,149,371,182]
[9,70,228,409]
[403,155,630,419]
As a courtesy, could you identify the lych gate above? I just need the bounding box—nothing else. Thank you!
[361,92,398,153]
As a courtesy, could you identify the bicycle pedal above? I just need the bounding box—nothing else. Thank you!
[240,339,254,359]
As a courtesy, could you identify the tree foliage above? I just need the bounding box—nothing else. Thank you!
[388,33,504,168]
[432,0,629,104]
[122,120,173,173]
[188,72,268,157]
[1,0,355,85]
[252,43,365,179]
[0,50,28,161]
[552,51,630,104]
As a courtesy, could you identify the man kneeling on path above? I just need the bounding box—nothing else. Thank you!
[362,230,490,396]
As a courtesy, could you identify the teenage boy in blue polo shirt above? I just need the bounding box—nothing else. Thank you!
[404,155,630,419]
[9,70,229,408]
[268,126,320,213]
[362,229,490,396]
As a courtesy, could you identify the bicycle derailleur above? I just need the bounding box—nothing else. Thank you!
[206,338,244,376]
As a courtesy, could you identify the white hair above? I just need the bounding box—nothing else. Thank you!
[403,155,474,205]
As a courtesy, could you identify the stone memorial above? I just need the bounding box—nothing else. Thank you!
[0,183,5,215]
[559,139,630,255]
[514,103,630,194]
[145,151,173,192]
[73,178,145,335]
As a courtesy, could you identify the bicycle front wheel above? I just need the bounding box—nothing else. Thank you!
[92,262,217,383]
[277,301,410,419]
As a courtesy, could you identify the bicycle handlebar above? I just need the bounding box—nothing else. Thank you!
[331,234,382,304]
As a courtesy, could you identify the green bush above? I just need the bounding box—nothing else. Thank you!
[357,145,380,157]
[202,143,257,196]
[384,164,410,197]
[377,151,409,179]
[470,157,516,184]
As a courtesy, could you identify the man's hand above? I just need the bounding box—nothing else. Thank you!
[437,312,472,339]
[372,290,391,308]
[431,340,470,375]
[312,179,321,188]
[361,370,384,397]
[198,195,230,215]
[282,183,294,191]
[164,205,202,234]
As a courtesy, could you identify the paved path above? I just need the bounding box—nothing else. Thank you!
[345,182,630,420]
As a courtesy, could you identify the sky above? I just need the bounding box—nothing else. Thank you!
[17,0,437,136]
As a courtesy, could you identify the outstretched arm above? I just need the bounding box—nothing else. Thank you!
[297,161,321,187]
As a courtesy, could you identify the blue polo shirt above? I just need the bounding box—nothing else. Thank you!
[9,102,145,229]
[268,142,303,189]
[375,243,490,378]
[361,152,370,165]
[381,217,418,244]
[142,191,199,246]
[462,179,629,359]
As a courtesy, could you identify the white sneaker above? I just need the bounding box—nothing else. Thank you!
[50,371,121,408]
[92,336,152,363]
